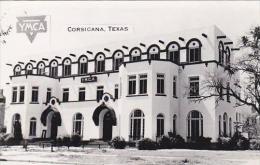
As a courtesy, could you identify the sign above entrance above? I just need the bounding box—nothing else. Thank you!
[81,76,97,83]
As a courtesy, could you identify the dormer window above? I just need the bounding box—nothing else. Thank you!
[130,47,141,62]
[113,50,124,71]
[95,53,105,73]
[37,62,45,75]
[187,39,202,63]
[78,55,88,75]
[25,63,33,75]
[167,42,180,63]
[226,47,231,66]
[148,45,160,60]
[63,58,72,77]
[219,41,225,65]
[49,60,58,77]
[14,65,21,76]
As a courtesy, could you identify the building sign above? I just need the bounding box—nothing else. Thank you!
[16,15,47,43]
[81,76,97,83]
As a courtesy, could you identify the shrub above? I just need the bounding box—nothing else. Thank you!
[71,134,81,147]
[196,136,212,149]
[62,136,71,148]
[158,135,172,149]
[170,135,185,148]
[111,136,126,149]
[249,139,260,150]
[217,137,232,150]
[56,137,63,147]
[230,132,249,150]
[137,138,157,150]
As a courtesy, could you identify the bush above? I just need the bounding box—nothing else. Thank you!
[137,138,157,150]
[62,136,71,147]
[196,136,212,149]
[71,134,81,147]
[170,135,185,148]
[217,137,232,150]
[0,127,6,133]
[158,135,172,149]
[111,136,126,149]
[230,132,249,150]
[56,137,63,147]
[249,139,260,150]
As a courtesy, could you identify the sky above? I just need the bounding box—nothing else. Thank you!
[0,1,260,88]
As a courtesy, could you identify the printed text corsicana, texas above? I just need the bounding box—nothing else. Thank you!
[67,26,129,32]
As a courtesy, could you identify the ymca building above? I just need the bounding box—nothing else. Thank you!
[4,26,245,142]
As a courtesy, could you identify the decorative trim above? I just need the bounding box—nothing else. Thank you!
[29,102,40,104]
[217,36,226,39]
[224,42,233,45]
[126,94,148,97]
[155,94,167,96]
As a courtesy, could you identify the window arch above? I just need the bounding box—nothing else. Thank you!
[12,113,21,133]
[130,109,145,140]
[223,113,228,137]
[78,55,88,75]
[95,52,105,73]
[173,114,177,135]
[37,61,45,75]
[13,64,22,76]
[49,60,58,77]
[186,38,202,63]
[219,41,225,64]
[147,44,160,60]
[187,110,203,140]
[72,113,84,136]
[29,117,37,136]
[229,117,232,137]
[226,47,231,66]
[157,113,164,137]
[113,50,124,71]
[62,58,72,76]
[166,41,180,63]
[130,47,142,62]
[219,115,222,137]
[25,63,33,75]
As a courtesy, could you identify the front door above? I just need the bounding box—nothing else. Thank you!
[103,111,113,141]
[50,115,58,139]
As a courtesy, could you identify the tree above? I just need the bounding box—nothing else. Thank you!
[194,26,260,115]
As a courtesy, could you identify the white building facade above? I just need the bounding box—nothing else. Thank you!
[4,26,244,142]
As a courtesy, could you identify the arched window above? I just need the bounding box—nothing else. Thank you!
[147,45,160,60]
[78,55,88,75]
[95,53,105,73]
[113,50,124,71]
[223,113,228,137]
[49,60,58,77]
[37,62,45,75]
[62,58,72,76]
[25,63,33,75]
[130,47,142,62]
[173,114,177,135]
[219,115,222,137]
[130,109,145,140]
[226,47,231,66]
[219,41,225,64]
[187,110,203,140]
[186,39,202,63]
[72,113,84,136]
[229,117,232,137]
[14,65,22,76]
[166,42,180,63]
[156,113,164,137]
[29,117,37,136]
[12,113,21,134]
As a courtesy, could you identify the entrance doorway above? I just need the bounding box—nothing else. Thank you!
[103,111,113,141]
[46,111,59,139]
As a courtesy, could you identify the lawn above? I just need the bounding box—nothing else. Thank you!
[0,146,260,165]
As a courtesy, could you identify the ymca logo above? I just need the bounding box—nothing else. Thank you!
[16,15,47,43]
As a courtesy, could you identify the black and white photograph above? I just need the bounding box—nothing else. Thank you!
[0,1,260,165]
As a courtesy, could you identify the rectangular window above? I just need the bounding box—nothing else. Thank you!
[97,61,105,73]
[79,63,87,75]
[132,56,141,62]
[173,76,177,97]
[31,86,39,103]
[97,86,104,101]
[189,76,200,97]
[114,58,123,71]
[169,51,179,63]
[62,88,69,102]
[19,86,25,102]
[227,82,230,102]
[128,75,136,95]
[64,65,71,76]
[79,87,86,101]
[114,84,119,99]
[189,48,200,63]
[46,88,52,102]
[50,67,58,77]
[12,87,17,103]
[157,74,165,94]
[139,74,147,94]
